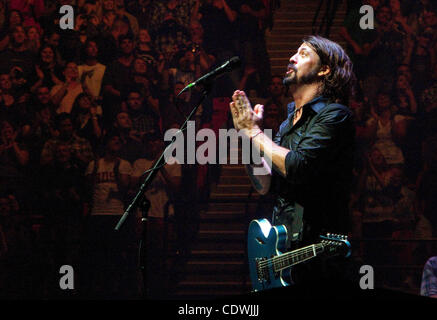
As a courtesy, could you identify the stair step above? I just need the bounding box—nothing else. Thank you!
[199,221,247,231]
[213,184,253,194]
[184,260,246,273]
[206,202,247,212]
[217,175,251,184]
[197,230,246,242]
[189,249,246,260]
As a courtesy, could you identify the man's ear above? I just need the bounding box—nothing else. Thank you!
[318,65,331,77]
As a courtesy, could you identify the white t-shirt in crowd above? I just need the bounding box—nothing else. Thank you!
[85,158,133,216]
[132,158,181,219]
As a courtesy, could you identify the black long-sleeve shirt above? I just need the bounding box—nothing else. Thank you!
[270,96,355,249]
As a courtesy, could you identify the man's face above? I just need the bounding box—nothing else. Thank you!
[0,74,12,90]
[59,119,74,138]
[103,0,115,11]
[41,46,54,63]
[139,29,151,43]
[115,112,132,129]
[37,87,51,104]
[107,135,122,153]
[56,144,71,163]
[376,6,392,25]
[64,62,79,80]
[86,41,98,58]
[12,26,26,45]
[127,92,143,110]
[269,77,284,97]
[120,38,133,55]
[283,43,322,87]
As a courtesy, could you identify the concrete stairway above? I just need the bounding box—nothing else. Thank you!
[266,0,347,77]
[172,164,259,299]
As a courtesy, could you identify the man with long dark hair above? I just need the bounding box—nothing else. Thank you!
[230,35,356,286]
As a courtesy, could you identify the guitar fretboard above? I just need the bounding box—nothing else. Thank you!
[272,243,324,272]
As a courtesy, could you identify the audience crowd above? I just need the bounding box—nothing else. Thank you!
[0,0,435,298]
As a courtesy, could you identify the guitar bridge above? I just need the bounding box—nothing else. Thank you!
[255,258,270,283]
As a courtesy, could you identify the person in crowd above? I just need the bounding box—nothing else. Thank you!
[31,44,63,93]
[124,88,160,140]
[70,92,103,148]
[102,34,135,126]
[40,112,94,170]
[78,39,106,104]
[50,62,88,114]
[0,120,29,198]
[368,92,405,167]
[131,129,181,298]
[38,140,87,296]
[82,130,139,299]
[199,0,238,61]
[0,25,36,84]
[110,109,143,162]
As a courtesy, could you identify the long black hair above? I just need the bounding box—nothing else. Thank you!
[303,35,356,105]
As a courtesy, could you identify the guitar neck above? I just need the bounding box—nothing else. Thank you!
[272,243,324,273]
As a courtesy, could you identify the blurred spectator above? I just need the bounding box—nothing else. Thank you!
[235,0,271,87]
[31,44,63,93]
[50,62,87,114]
[149,0,197,63]
[356,146,395,263]
[114,0,139,37]
[78,39,106,102]
[0,191,34,298]
[40,112,94,170]
[417,138,437,237]
[368,92,405,167]
[39,140,87,285]
[70,92,103,148]
[263,75,289,121]
[131,130,181,298]
[82,131,138,299]
[111,110,143,162]
[42,29,65,67]
[129,57,160,110]
[408,27,435,96]
[238,62,265,101]
[124,88,160,140]
[135,28,159,69]
[102,34,135,125]
[25,25,41,54]
[359,5,407,100]
[199,0,238,61]
[127,0,154,30]
[339,1,379,80]
[0,25,37,84]
[0,120,29,199]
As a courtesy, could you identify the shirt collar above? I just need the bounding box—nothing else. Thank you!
[286,96,328,117]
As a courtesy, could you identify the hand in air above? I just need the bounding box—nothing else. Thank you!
[229,90,263,136]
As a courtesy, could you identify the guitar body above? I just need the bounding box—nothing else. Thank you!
[248,219,291,292]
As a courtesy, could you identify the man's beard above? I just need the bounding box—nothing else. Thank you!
[283,65,320,87]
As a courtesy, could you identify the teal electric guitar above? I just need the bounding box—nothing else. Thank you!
[248,219,351,292]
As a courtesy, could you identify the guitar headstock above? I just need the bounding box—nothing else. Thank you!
[319,233,351,258]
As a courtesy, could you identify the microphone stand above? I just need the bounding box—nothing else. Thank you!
[114,83,213,299]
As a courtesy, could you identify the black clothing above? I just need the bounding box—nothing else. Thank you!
[270,96,355,249]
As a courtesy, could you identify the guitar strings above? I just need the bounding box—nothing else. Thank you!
[257,244,323,270]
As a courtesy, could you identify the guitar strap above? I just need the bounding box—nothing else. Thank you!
[290,202,304,243]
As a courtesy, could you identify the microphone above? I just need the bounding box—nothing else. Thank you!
[179,56,241,94]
